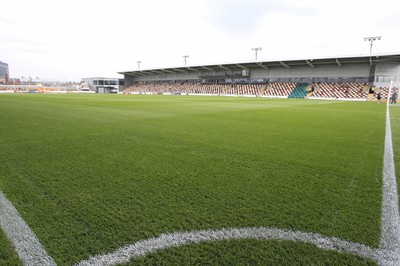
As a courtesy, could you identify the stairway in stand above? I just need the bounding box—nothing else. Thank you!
[288,83,308,98]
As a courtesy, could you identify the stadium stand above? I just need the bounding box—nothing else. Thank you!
[123,82,378,100]
[113,80,400,101]
[120,54,400,99]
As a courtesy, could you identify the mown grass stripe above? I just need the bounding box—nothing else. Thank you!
[0,191,56,266]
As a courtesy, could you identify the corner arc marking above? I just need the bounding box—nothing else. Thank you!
[76,227,383,266]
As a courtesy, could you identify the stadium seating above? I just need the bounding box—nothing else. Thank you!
[309,83,368,99]
[123,82,397,101]
[261,82,297,97]
[124,83,265,96]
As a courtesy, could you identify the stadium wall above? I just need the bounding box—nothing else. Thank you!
[375,63,400,87]
[125,73,198,84]
[250,64,370,80]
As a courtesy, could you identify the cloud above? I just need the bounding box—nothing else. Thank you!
[0,16,26,26]
[376,9,400,28]
[0,34,47,57]
[206,0,316,37]
[0,34,45,46]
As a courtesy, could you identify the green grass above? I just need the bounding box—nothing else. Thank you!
[0,94,386,265]
[0,228,22,266]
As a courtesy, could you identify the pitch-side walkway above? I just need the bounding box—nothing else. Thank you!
[1,101,399,266]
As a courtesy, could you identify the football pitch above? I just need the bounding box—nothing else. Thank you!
[0,93,399,265]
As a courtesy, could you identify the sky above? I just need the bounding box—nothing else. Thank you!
[1,0,400,81]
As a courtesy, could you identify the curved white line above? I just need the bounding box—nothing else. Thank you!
[76,227,394,266]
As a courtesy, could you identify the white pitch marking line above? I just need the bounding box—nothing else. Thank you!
[0,191,56,266]
[378,97,400,264]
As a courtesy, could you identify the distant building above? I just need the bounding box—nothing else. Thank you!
[0,61,9,84]
[80,77,124,93]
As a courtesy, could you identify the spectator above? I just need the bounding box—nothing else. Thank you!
[390,91,398,104]
[376,91,382,104]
